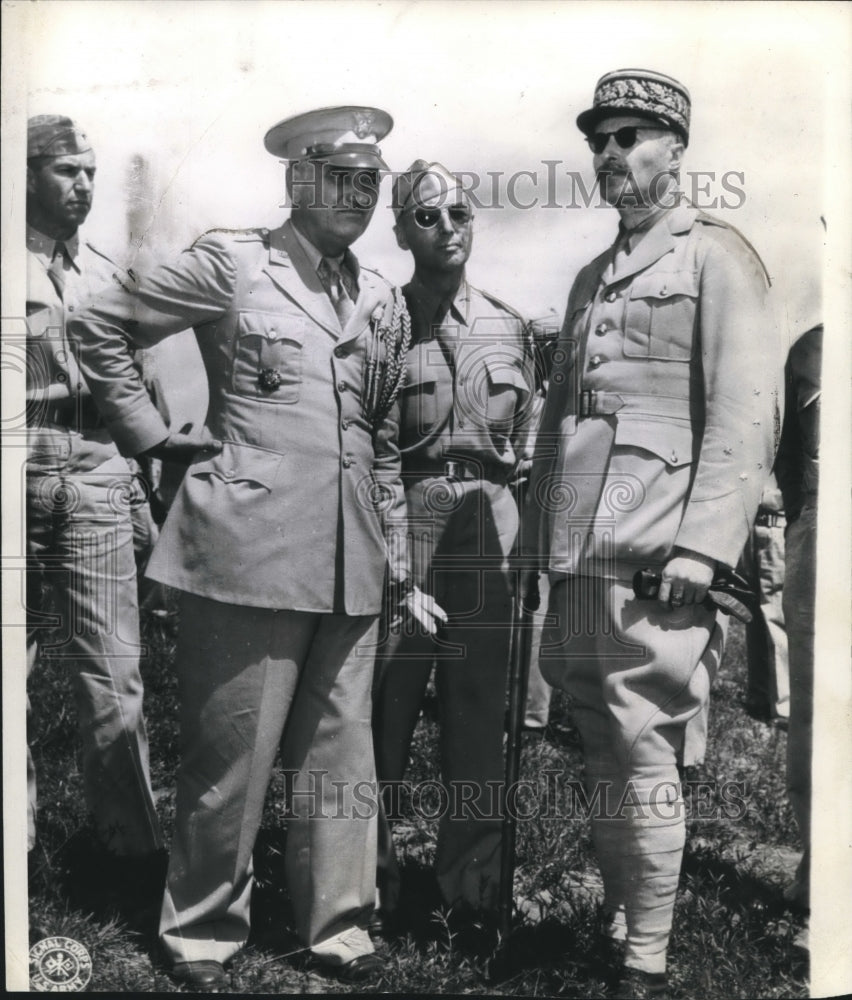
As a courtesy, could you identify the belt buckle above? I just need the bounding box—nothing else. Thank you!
[580,388,596,418]
[444,459,461,481]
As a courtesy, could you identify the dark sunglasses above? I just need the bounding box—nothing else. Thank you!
[586,125,666,154]
[412,205,473,230]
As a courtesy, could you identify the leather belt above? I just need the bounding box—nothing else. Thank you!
[755,510,784,528]
[26,395,104,430]
[404,458,509,485]
[578,389,691,420]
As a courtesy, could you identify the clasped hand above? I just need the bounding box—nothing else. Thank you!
[143,424,222,465]
[657,549,716,608]
[392,586,448,635]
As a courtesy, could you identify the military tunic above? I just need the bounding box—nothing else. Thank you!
[524,202,780,974]
[70,219,409,962]
[373,278,534,913]
[26,225,162,857]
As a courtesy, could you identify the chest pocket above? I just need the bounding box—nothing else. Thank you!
[232,310,307,403]
[400,369,440,438]
[623,270,698,360]
[481,356,530,432]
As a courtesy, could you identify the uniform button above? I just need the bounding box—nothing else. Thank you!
[268,329,278,340]
[605,290,618,303]
[659,285,668,297]
[341,419,350,430]
[67,305,75,312]
[56,373,67,382]
[670,451,678,463]
[342,456,353,468]
[589,354,602,368]
[458,420,466,429]
[595,323,607,336]
[334,346,347,358]
[337,380,348,392]
[224,468,236,479]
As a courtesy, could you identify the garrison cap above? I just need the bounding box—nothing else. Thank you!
[28,115,93,159]
[577,69,691,145]
[264,105,392,170]
[392,160,464,219]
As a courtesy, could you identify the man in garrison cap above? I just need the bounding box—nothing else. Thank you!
[69,106,444,991]
[24,116,164,890]
[519,70,781,996]
[372,161,535,927]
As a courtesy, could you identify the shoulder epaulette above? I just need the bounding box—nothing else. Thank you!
[359,263,392,287]
[694,210,772,286]
[83,240,120,268]
[470,285,526,324]
[192,227,268,248]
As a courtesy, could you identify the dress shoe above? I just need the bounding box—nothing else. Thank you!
[332,952,385,984]
[611,966,669,998]
[310,926,385,983]
[367,907,400,941]
[169,960,229,992]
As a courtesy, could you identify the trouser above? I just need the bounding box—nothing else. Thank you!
[26,452,162,856]
[541,576,725,974]
[159,595,379,965]
[373,478,518,913]
[741,518,789,718]
[524,574,553,728]
[783,505,816,906]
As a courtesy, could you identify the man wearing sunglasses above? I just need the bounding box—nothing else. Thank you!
[69,107,446,991]
[521,70,780,997]
[372,161,535,930]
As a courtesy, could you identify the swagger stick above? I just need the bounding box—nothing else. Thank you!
[496,572,540,961]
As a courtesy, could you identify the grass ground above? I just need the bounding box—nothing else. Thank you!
[26,606,808,996]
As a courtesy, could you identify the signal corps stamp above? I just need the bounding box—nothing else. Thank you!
[29,936,93,992]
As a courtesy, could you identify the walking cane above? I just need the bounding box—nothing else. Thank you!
[493,569,540,977]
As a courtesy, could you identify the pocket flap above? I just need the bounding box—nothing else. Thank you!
[402,369,437,390]
[238,310,306,344]
[190,443,283,490]
[615,417,694,467]
[484,357,530,394]
[629,270,698,301]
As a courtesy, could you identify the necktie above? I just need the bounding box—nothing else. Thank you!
[47,242,69,300]
[318,257,355,328]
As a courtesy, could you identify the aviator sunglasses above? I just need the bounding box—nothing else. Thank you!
[586,125,667,154]
[412,205,473,230]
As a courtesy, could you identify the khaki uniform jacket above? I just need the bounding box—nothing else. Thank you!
[69,221,407,615]
[26,228,125,471]
[523,204,780,579]
[398,280,534,474]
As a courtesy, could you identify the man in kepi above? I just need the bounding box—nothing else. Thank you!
[521,71,779,997]
[25,116,163,885]
[70,107,443,991]
[373,161,534,929]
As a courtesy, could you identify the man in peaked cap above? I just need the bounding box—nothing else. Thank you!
[69,106,444,991]
[520,71,780,996]
[25,115,164,890]
[372,160,535,929]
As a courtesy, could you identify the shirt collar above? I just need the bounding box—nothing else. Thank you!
[289,219,359,282]
[617,199,678,254]
[26,224,81,271]
[406,274,469,330]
